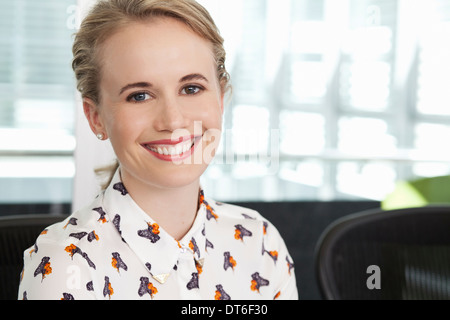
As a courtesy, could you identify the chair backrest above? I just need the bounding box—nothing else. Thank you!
[0,214,65,300]
[315,206,450,300]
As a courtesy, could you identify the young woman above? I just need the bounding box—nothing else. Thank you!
[18,0,298,300]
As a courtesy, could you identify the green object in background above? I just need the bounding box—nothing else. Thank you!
[382,175,450,210]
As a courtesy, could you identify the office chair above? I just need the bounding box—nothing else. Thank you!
[0,214,65,300]
[315,206,450,300]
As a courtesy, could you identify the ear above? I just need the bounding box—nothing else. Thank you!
[83,97,107,139]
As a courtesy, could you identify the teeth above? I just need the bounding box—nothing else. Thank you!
[147,139,195,156]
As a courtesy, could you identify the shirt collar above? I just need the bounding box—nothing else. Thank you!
[101,167,207,284]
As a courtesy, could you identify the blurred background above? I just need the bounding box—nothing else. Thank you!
[1,0,450,211]
[3,0,450,301]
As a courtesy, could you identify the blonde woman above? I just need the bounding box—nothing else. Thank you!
[19,0,298,300]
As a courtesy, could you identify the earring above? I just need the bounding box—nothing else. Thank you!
[96,133,104,140]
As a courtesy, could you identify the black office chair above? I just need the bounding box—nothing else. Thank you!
[0,214,65,300]
[315,206,450,300]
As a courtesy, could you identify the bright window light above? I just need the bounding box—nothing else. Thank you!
[346,61,391,111]
[417,22,450,116]
[279,160,324,187]
[415,123,450,151]
[232,105,270,155]
[342,26,393,58]
[0,128,75,152]
[291,21,330,54]
[337,162,397,200]
[0,157,75,178]
[291,61,327,102]
[280,111,325,155]
[413,163,450,178]
[232,162,268,179]
[14,99,74,130]
[338,117,397,154]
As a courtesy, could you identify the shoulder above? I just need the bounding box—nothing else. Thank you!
[206,198,262,226]
[213,200,262,220]
[18,197,107,300]
[204,197,286,248]
[203,198,298,299]
[29,196,106,253]
[207,198,275,231]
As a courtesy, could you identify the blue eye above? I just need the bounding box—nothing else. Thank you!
[128,92,150,102]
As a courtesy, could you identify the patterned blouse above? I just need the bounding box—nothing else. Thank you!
[18,168,298,300]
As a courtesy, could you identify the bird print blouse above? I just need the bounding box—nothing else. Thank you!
[18,168,298,300]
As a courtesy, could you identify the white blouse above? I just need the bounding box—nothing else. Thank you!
[18,169,298,300]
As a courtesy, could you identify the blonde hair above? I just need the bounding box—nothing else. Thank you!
[72,0,231,189]
[72,0,230,104]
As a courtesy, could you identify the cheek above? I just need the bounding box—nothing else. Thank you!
[200,106,223,153]
[192,100,223,130]
[104,108,146,143]
[211,106,224,132]
[202,110,222,130]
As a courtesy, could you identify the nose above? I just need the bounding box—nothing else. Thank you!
[153,96,190,132]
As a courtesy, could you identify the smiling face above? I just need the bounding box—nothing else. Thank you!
[83,18,224,191]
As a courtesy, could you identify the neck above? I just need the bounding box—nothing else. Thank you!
[120,170,200,241]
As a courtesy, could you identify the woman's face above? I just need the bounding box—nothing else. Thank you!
[84,18,224,190]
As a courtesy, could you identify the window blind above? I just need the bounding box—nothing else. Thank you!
[0,0,76,204]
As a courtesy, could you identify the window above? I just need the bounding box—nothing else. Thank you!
[4,0,450,207]
[200,0,450,201]
[0,0,76,205]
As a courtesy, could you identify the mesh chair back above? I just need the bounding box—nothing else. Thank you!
[0,215,65,300]
[315,206,450,300]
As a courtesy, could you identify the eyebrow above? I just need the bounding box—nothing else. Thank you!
[119,82,152,95]
[119,74,209,96]
[179,73,209,83]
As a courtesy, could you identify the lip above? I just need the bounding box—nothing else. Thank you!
[141,135,202,162]
[143,135,196,146]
